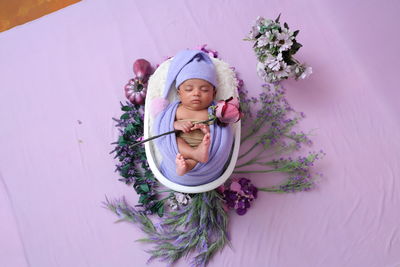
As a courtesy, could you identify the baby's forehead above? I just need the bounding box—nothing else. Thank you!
[179,78,214,87]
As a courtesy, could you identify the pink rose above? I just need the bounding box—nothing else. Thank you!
[215,97,243,124]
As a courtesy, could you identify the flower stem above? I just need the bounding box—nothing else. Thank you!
[236,148,266,168]
[238,142,259,160]
[240,132,254,144]
[129,118,214,148]
[158,195,173,202]
[130,129,178,148]
[240,117,267,144]
[233,169,275,174]
[233,166,290,174]
[257,187,285,193]
[235,159,257,169]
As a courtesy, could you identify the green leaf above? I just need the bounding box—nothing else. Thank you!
[284,22,289,29]
[157,205,164,217]
[121,163,131,171]
[293,30,299,37]
[120,164,131,176]
[139,194,149,204]
[120,113,130,120]
[150,201,163,213]
[125,123,135,133]
[290,41,302,54]
[139,183,150,193]
[120,172,129,178]
[118,136,127,146]
[121,106,132,111]
[135,117,142,124]
[275,13,281,23]
[145,171,154,180]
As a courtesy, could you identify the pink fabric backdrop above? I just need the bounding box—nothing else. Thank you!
[1,0,399,266]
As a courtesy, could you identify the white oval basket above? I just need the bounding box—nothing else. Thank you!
[143,57,241,193]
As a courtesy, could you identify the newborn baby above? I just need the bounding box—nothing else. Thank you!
[174,78,216,175]
[153,49,234,185]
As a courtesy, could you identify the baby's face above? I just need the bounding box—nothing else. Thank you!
[177,79,216,111]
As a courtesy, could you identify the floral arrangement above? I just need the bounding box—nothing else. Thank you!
[106,15,325,267]
[245,14,313,83]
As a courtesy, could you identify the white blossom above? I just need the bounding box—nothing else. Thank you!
[249,25,259,39]
[275,61,291,79]
[275,31,293,52]
[256,35,270,47]
[299,66,313,79]
[255,16,265,27]
[264,19,274,26]
[256,62,267,80]
[174,192,191,206]
[265,53,283,71]
[167,199,179,210]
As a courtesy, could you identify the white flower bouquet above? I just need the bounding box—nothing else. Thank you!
[245,14,312,83]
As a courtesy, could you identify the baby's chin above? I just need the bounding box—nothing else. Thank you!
[181,102,211,110]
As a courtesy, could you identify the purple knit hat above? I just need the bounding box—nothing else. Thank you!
[162,50,217,99]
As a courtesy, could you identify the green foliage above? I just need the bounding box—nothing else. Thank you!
[111,102,165,217]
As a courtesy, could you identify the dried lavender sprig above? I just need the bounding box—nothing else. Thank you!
[103,197,157,235]
[234,150,324,174]
[258,172,322,193]
[105,191,229,267]
[240,83,297,146]
[143,191,229,266]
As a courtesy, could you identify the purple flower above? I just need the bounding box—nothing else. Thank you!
[227,191,238,201]
[236,208,247,215]
[239,178,250,186]
[220,178,258,216]
[230,181,241,192]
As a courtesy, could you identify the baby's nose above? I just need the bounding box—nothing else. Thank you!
[192,89,201,95]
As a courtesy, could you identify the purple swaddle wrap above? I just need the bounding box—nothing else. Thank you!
[153,100,234,186]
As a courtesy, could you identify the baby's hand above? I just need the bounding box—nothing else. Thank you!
[190,123,210,134]
[174,121,193,133]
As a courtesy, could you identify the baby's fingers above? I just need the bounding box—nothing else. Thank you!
[183,125,192,133]
[190,124,200,130]
[193,124,210,134]
[190,123,204,130]
[186,122,194,128]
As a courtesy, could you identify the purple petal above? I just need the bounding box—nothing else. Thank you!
[236,208,247,215]
[239,178,250,186]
